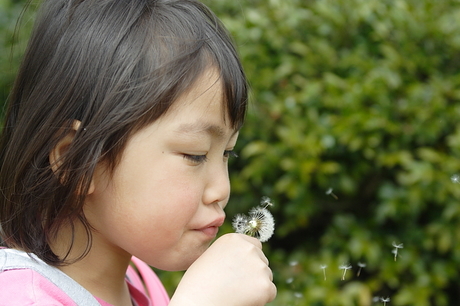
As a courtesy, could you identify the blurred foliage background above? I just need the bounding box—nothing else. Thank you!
[2,0,460,305]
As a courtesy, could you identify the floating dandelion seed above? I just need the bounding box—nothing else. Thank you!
[326,188,338,200]
[232,197,275,242]
[372,296,381,303]
[293,292,303,299]
[286,277,294,284]
[320,264,327,280]
[339,264,352,281]
[380,297,390,306]
[357,262,366,277]
[451,174,460,184]
[260,196,274,208]
[392,242,404,261]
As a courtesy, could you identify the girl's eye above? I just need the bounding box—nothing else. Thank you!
[183,154,208,164]
[224,150,238,159]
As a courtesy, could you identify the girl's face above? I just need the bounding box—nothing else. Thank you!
[84,69,239,271]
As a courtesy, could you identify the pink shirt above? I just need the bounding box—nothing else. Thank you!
[0,252,169,306]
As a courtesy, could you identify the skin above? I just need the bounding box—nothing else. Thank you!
[52,69,276,306]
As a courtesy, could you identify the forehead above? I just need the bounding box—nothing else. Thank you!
[179,68,222,103]
[165,69,231,127]
[136,69,239,144]
[175,121,227,138]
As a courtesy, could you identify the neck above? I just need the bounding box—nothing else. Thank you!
[52,222,133,306]
[59,253,132,306]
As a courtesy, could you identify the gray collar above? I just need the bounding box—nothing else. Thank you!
[0,249,100,306]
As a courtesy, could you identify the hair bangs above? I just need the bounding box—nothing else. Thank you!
[128,0,248,133]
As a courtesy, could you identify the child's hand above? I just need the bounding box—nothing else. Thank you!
[169,233,277,306]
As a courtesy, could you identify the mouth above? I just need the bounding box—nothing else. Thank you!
[196,226,219,238]
[194,216,225,239]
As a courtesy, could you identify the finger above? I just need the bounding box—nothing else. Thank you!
[238,233,263,249]
[239,234,270,265]
[260,252,269,266]
[267,266,273,282]
[245,242,269,266]
[261,279,277,304]
[268,281,277,303]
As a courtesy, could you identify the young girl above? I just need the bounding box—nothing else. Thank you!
[0,0,277,305]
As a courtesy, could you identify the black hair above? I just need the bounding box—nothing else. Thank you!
[0,0,247,266]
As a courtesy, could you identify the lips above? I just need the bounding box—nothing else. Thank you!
[194,216,225,238]
[197,226,219,237]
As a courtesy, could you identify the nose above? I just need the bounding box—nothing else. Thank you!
[203,163,230,208]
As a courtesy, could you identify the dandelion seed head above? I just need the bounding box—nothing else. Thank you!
[232,207,275,242]
[249,219,259,229]
[248,207,275,242]
[380,297,390,302]
[232,214,248,233]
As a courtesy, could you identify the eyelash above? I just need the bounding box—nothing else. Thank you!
[183,150,238,164]
[224,150,238,159]
[183,154,208,163]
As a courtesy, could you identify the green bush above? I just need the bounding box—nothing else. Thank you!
[205,0,460,305]
[0,0,38,116]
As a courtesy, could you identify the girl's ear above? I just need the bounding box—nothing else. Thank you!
[49,120,95,195]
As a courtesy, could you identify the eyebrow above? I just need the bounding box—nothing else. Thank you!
[175,122,237,138]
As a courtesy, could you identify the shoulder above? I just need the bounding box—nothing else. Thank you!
[0,268,77,306]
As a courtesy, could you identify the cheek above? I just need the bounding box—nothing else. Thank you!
[131,178,201,228]
[122,199,204,270]
[125,177,202,239]
[87,153,207,267]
